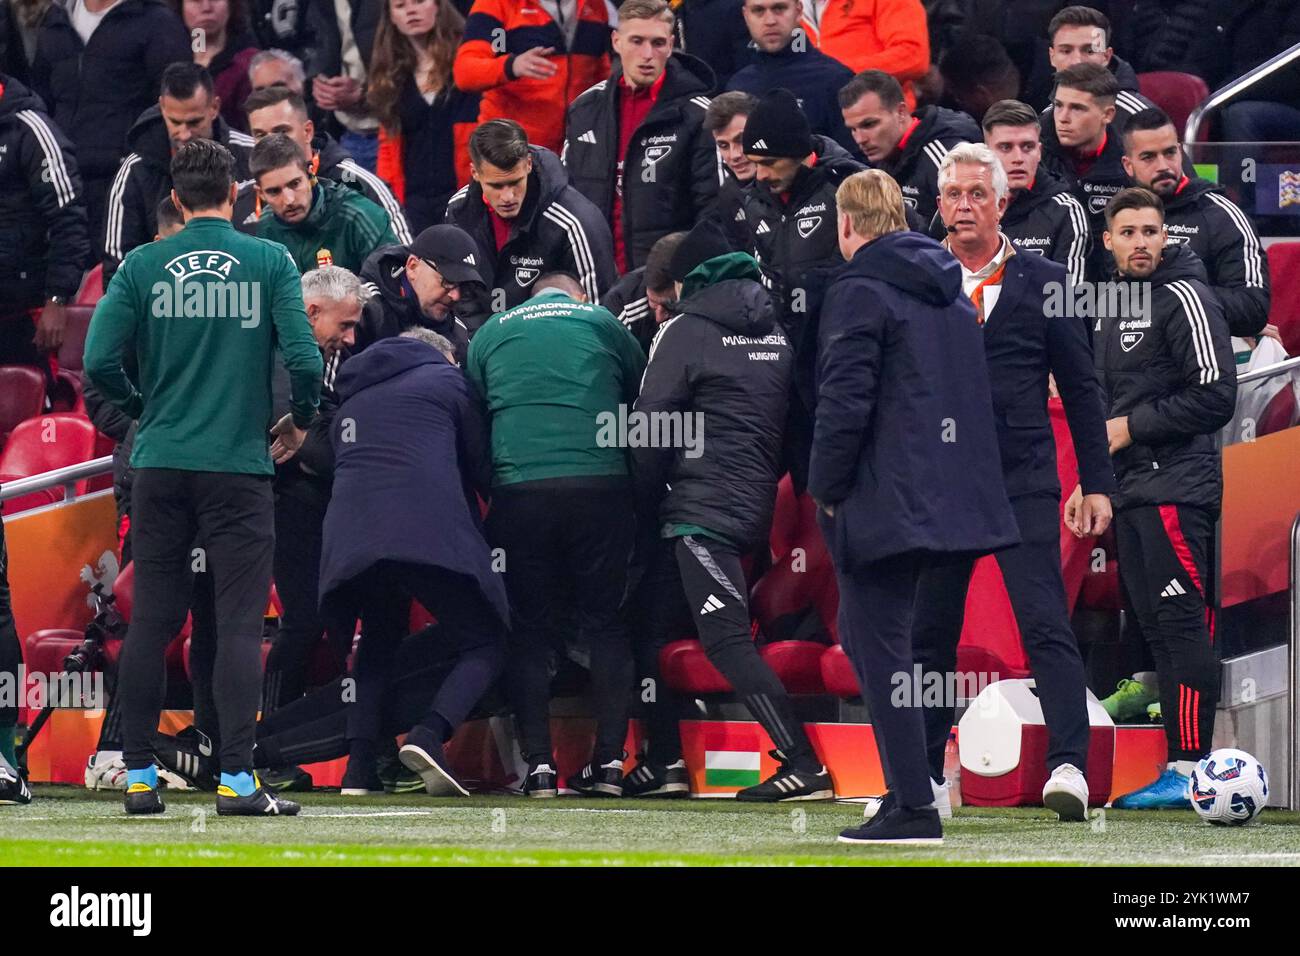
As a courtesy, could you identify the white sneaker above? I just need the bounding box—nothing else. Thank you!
[863,777,953,821]
[1042,763,1089,821]
[84,751,127,790]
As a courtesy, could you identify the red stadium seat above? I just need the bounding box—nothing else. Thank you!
[660,639,731,694]
[0,365,46,445]
[1137,72,1211,140]
[22,629,86,685]
[76,264,104,305]
[1257,381,1297,436]
[56,305,96,373]
[1267,242,1300,356]
[48,369,85,414]
[0,413,98,514]
[758,641,826,694]
[819,643,860,698]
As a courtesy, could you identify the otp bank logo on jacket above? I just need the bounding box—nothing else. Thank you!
[151,250,261,328]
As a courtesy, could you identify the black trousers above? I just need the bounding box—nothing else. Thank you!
[254,625,458,768]
[0,518,21,732]
[0,312,42,368]
[486,479,635,765]
[263,481,349,713]
[911,492,1091,778]
[322,562,505,752]
[834,552,933,809]
[630,535,818,769]
[119,468,274,774]
[1115,503,1219,761]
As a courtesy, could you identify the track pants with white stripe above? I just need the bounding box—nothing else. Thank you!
[1114,504,1219,761]
[630,535,820,772]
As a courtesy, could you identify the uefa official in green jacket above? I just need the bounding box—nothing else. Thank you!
[252,133,397,274]
[84,139,322,819]
[466,273,645,800]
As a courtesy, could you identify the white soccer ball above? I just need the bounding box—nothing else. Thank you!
[1189,748,1268,826]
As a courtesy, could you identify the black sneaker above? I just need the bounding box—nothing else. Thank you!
[399,726,469,797]
[0,762,33,805]
[567,755,625,797]
[838,805,943,845]
[153,728,218,791]
[258,765,313,793]
[623,758,690,798]
[523,761,558,798]
[340,762,385,796]
[123,782,164,815]
[735,753,833,802]
[216,775,301,816]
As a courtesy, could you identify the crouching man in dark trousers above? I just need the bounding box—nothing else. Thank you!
[318,329,510,797]
[1092,188,1235,809]
[811,170,1019,846]
[84,139,323,816]
[627,220,832,802]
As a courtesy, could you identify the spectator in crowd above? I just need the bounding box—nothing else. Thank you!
[245,85,411,242]
[1092,187,1235,809]
[1033,5,1158,132]
[700,91,759,250]
[563,0,717,275]
[312,0,384,171]
[466,274,645,798]
[813,170,1017,845]
[453,0,610,155]
[740,88,861,487]
[248,0,321,70]
[31,0,191,246]
[355,223,485,360]
[599,229,687,352]
[803,0,928,110]
[1121,108,1271,338]
[976,98,1090,286]
[367,0,478,234]
[627,220,833,802]
[84,139,322,817]
[1116,0,1206,76]
[318,328,508,797]
[838,69,980,225]
[248,48,336,151]
[912,142,1114,823]
[1038,63,1128,275]
[0,71,88,369]
[252,133,397,273]
[937,31,1020,124]
[0,0,46,82]
[176,0,261,132]
[1184,0,1300,143]
[262,266,365,715]
[448,119,614,309]
[725,0,853,151]
[672,0,750,87]
[103,62,256,283]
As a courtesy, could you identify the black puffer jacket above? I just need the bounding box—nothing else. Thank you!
[30,0,191,184]
[1095,245,1236,512]
[1161,176,1270,337]
[633,253,791,549]
[447,145,615,308]
[562,51,719,271]
[0,74,89,309]
[102,106,256,281]
[355,244,475,363]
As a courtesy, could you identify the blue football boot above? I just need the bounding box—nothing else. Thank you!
[1112,768,1191,809]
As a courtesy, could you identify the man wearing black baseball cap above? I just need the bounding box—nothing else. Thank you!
[354,224,486,363]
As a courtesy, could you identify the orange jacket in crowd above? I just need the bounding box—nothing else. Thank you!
[453,0,612,154]
[802,0,929,109]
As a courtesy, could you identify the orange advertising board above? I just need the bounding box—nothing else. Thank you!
[1220,427,1300,607]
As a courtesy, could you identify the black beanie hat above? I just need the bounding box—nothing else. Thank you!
[669,218,734,282]
[742,88,814,159]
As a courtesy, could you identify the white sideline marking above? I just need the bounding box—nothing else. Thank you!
[304,810,439,819]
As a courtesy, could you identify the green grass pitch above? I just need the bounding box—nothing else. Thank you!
[4,786,1300,866]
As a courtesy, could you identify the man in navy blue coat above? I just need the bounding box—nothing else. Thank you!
[810,169,1019,846]
[901,142,1116,823]
[319,330,508,798]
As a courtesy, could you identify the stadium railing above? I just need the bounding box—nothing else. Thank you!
[0,456,113,510]
[1185,41,1300,146]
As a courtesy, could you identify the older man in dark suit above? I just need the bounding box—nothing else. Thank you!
[811,169,1020,847]
[903,141,1115,823]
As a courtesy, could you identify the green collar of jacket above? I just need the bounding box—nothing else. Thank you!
[680,251,761,299]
